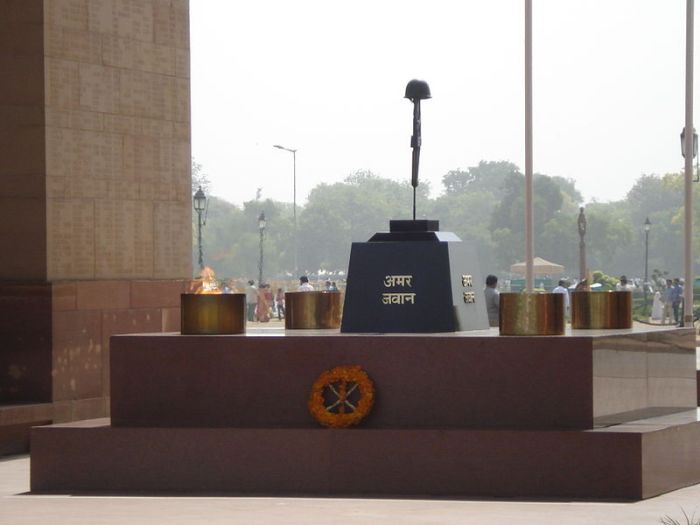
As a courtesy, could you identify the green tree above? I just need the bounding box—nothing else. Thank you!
[429,190,498,271]
[489,172,575,271]
[298,170,429,273]
[191,158,211,194]
[583,202,634,273]
[442,160,519,199]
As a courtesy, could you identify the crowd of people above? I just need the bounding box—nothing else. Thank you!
[244,276,341,322]
[653,278,685,325]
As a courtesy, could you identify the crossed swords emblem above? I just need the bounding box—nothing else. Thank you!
[325,381,359,413]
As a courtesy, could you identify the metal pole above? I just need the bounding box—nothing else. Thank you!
[293,150,298,277]
[197,210,203,270]
[273,145,299,277]
[578,207,587,283]
[524,0,534,291]
[644,227,649,313]
[684,0,694,327]
[258,226,264,286]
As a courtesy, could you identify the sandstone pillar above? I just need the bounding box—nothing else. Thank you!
[0,0,192,453]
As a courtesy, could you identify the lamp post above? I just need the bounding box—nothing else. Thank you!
[577,207,587,282]
[273,144,297,277]
[643,217,651,313]
[681,126,699,182]
[258,211,266,286]
[193,186,207,271]
[680,126,698,160]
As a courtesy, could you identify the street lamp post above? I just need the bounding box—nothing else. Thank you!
[273,144,297,277]
[258,211,266,286]
[577,207,587,282]
[193,186,207,271]
[643,217,651,313]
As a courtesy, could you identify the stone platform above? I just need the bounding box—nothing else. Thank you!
[30,326,700,500]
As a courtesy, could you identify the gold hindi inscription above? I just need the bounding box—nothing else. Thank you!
[383,275,413,288]
[382,275,415,305]
[382,293,417,305]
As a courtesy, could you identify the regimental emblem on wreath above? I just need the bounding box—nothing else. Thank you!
[308,365,375,428]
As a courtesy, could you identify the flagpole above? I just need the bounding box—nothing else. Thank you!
[525,0,534,292]
[684,0,694,326]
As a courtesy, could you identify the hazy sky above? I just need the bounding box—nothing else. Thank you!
[190,1,695,207]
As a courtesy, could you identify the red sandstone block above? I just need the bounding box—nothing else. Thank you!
[70,397,107,421]
[101,344,110,398]
[0,24,43,57]
[50,401,72,424]
[51,282,76,311]
[0,105,43,127]
[0,171,45,198]
[76,280,130,311]
[0,284,51,334]
[97,305,182,396]
[0,332,51,403]
[0,198,47,280]
[100,307,163,396]
[1,0,43,26]
[0,126,46,177]
[0,54,44,105]
[0,403,52,426]
[101,308,163,339]
[161,307,181,332]
[130,279,187,308]
[0,421,49,456]
[51,309,103,402]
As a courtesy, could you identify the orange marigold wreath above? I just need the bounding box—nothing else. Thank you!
[308,365,375,428]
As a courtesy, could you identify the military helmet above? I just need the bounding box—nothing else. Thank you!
[404,79,431,101]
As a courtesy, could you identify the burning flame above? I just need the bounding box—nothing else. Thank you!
[193,266,222,294]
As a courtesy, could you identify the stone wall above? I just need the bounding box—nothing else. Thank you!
[0,0,193,451]
[44,0,191,281]
[0,0,47,280]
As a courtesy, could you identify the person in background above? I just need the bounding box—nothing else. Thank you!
[329,281,338,292]
[552,279,570,317]
[484,274,500,328]
[275,288,285,320]
[264,284,274,319]
[298,275,314,291]
[671,278,684,326]
[651,290,663,322]
[245,280,258,322]
[662,279,674,325]
[616,275,633,291]
[324,280,332,291]
[256,283,270,322]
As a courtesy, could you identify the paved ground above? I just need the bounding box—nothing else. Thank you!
[3,454,700,525]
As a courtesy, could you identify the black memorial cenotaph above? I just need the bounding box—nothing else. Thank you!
[341,80,489,333]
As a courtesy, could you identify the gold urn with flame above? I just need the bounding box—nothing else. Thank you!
[181,267,245,335]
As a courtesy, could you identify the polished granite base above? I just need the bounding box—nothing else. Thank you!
[108,327,696,430]
[30,410,700,500]
[29,326,700,499]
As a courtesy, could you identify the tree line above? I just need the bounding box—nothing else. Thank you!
[192,160,699,284]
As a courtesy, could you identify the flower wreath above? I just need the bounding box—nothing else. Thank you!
[308,365,375,428]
